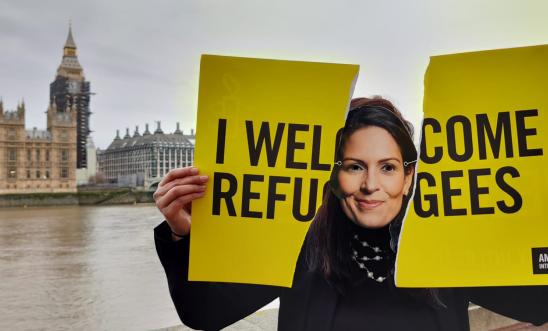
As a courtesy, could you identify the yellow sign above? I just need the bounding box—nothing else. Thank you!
[396,45,548,287]
[189,55,359,287]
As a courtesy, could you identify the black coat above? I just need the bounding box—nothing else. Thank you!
[155,221,547,331]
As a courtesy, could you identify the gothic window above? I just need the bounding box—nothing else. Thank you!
[8,168,17,179]
[27,170,31,179]
[36,149,41,162]
[46,170,50,179]
[8,148,16,161]
[27,149,32,161]
[7,128,16,139]
[36,170,41,179]
[61,149,69,161]
[46,150,50,162]
[61,167,68,178]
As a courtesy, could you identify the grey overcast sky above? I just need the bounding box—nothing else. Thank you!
[1,0,547,149]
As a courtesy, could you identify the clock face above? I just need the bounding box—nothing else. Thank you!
[68,81,80,93]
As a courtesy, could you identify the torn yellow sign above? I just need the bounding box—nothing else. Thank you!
[397,44,548,287]
[190,55,359,287]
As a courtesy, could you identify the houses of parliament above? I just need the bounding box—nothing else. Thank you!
[0,26,92,194]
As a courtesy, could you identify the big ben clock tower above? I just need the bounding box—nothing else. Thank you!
[50,24,92,169]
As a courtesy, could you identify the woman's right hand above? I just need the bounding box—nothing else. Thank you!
[153,167,208,240]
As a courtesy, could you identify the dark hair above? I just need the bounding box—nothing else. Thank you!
[330,97,417,199]
[306,97,443,306]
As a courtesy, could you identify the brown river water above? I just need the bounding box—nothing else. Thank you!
[0,204,181,330]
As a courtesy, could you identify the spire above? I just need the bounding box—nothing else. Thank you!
[174,122,183,134]
[57,22,83,78]
[124,128,131,139]
[143,123,151,135]
[114,129,121,140]
[154,121,164,134]
[65,21,77,49]
[133,125,141,137]
[17,99,25,113]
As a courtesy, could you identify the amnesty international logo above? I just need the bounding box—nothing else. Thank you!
[532,248,548,274]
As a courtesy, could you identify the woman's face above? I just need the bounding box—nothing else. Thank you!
[338,126,413,228]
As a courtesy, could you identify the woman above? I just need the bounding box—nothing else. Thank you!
[154,97,547,330]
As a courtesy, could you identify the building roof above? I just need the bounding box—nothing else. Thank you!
[2,110,22,120]
[26,129,52,140]
[59,56,82,70]
[57,24,83,77]
[105,131,195,151]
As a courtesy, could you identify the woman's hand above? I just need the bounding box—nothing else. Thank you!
[153,167,208,240]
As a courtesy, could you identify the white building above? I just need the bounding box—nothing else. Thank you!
[97,122,194,188]
[76,136,97,185]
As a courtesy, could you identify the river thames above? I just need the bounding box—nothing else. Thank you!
[0,204,182,330]
[1,204,542,331]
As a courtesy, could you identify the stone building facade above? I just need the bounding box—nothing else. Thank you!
[97,122,195,188]
[0,25,86,194]
[0,100,77,194]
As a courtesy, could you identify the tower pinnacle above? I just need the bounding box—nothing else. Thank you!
[57,23,83,79]
[65,21,77,49]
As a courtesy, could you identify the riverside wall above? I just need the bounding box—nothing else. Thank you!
[0,188,154,208]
